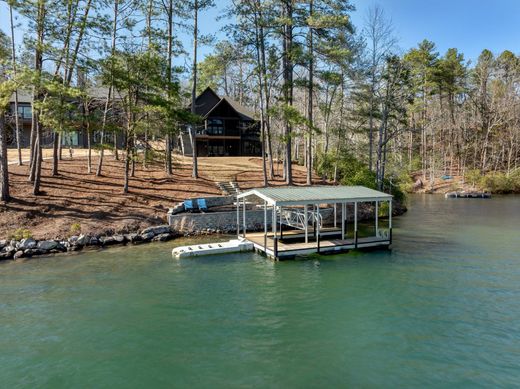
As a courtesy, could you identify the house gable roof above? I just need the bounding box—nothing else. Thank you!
[189,86,257,121]
[189,87,222,117]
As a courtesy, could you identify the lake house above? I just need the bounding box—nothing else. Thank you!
[180,87,261,157]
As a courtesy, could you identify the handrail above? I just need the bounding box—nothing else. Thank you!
[278,208,322,230]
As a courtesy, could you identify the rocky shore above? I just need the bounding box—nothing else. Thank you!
[0,225,179,261]
[0,200,407,262]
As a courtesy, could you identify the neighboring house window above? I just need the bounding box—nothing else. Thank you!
[62,132,79,146]
[17,105,32,119]
[207,119,224,135]
[208,144,225,156]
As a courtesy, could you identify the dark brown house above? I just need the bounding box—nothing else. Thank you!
[181,87,261,157]
[7,88,124,149]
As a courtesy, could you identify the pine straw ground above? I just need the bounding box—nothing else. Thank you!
[1,153,323,240]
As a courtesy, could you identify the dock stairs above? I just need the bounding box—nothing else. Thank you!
[217,181,241,197]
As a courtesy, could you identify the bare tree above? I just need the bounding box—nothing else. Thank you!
[363,4,397,172]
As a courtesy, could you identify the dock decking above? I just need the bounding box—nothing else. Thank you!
[245,232,390,259]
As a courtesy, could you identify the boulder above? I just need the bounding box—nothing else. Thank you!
[141,225,171,237]
[153,232,173,242]
[18,238,37,251]
[100,236,116,246]
[0,240,7,250]
[68,235,79,244]
[55,243,67,252]
[37,240,58,251]
[0,251,13,260]
[76,234,89,246]
[24,248,43,257]
[124,233,140,243]
[113,235,126,244]
[140,231,155,241]
[3,245,16,254]
[13,250,24,259]
[88,236,100,246]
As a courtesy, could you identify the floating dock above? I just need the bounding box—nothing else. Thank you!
[172,239,253,259]
[445,191,491,198]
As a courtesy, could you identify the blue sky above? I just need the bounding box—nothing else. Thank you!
[201,0,520,63]
[1,0,520,64]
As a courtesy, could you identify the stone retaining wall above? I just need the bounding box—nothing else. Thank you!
[168,207,340,234]
[168,209,273,234]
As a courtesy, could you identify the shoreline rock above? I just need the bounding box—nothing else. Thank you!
[0,224,181,262]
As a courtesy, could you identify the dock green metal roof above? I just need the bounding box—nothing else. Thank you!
[237,185,392,206]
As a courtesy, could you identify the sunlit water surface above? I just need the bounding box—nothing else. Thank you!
[1,195,520,388]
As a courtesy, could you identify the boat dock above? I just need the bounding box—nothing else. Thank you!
[236,186,393,260]
[445,191,491,198]
[171,185,394,260]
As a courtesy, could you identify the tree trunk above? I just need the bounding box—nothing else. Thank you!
[113,132,119,160]
[97,0,118,176]
[9,4,22,166]
[165,0,174,176]
[52,131,59,176]
[33,126,42,195]
[32,0,45,194]
[0,114,9,202]
[190,0,199,179]
[282,1,293,185]
[306,0,314,186]
[253,0,268,187]
[165,133,172,175]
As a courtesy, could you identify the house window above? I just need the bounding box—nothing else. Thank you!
[62,131,79,146]
[17,105,32,119]
[207,119,224,135]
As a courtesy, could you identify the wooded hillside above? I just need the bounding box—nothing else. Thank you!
[1,0,519,203]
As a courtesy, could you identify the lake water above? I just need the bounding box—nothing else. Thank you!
[1,195,520,388]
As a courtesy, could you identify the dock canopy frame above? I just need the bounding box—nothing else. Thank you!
[237,185,392,206]
[236,185,393,259]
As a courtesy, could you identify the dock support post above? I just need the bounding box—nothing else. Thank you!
[279,206,283,239]
[304,204,308,243]
[334,203,337,228]
[242,198,247,237]
[389,199,392,244]
[341,202,345,240]
[354,201,358,248]
[375,200,379,238]
[272,205,278,257]
[264,201,267,250]
[316,204,320,253]
[313,205,316,239]
[236,197,240,238]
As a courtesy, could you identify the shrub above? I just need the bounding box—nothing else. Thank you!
[316,151,406,203]
[11,228,32,241]
[70,223,82,236]
[465,169,481,188]
[481,172,514,193]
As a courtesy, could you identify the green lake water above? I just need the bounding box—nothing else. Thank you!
[1,195,520,388]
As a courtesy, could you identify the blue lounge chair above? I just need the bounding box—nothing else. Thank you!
[197,198,208,212]
[184,199,196,212]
